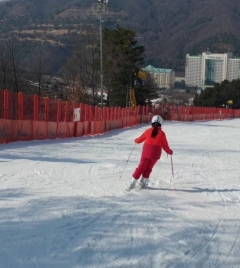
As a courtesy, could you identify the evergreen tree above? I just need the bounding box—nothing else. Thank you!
[194,79,240,109]
[134,71,159,106]
[103,26,145,107]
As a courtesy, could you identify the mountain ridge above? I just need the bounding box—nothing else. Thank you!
[1,0,240,71]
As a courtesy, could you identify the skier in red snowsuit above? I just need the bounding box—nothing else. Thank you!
[127,115,173,190]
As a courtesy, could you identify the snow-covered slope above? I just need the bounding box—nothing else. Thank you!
[0,119,240,268]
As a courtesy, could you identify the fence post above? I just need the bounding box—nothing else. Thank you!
[80,103,84,122]
[84,104,88,121]
[89,105,93,121]
[45,97,49,121]
[113,107,117,120]
[95,105,98,121]
[146,105,149,115]
[57,99,61,123]
[18,92,23,120]
[64,101,69,122]
[4,89,9,119]
[103,106,107,121]
[117,107,120,119]
[33,94,39,121]
[107,107,110,121]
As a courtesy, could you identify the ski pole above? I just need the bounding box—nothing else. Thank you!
[119,143,136,179]
[171,155,176,191]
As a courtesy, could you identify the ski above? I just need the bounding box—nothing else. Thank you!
[125,184,147,191]
[125,185,135,191]
[138,182,144,190]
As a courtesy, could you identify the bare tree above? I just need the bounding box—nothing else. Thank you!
[0,46,12,90]
[64,28,100,105]
[27,50,52,96]
[5,42,23,93]
[0,42,30,93]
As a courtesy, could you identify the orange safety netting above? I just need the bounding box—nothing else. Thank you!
[0,89,4,118]
[49,98,58,122]
[23,94,34,120]
[38,96,46,121]
[1,89,240,144]
[8,91,18,120]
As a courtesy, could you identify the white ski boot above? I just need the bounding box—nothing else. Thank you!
[126,178,137,191]
[139,177,149,189]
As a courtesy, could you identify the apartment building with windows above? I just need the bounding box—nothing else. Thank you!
[185,51,240,88]
[142,65,175,89]
[227,58,240,82]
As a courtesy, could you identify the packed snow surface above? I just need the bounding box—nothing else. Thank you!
[0,119,240,268]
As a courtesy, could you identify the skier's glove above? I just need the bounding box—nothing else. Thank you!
[169,150,173,155]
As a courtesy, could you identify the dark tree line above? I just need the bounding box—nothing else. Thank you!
[194,80,240,109]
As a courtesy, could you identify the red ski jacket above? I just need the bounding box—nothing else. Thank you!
[135,127,172,159]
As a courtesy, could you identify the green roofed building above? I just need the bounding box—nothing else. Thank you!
[142,65,175,89]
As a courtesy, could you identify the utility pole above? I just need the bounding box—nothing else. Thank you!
[100,13,103,109]
[92,1,109,116]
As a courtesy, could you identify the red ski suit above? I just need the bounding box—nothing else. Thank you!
[132,126,172,179]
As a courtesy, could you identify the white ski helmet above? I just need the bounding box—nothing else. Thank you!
[151,115,163,125]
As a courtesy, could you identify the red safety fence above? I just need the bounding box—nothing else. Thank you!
[0,89,3,119]
[1,89,240,144]
[164,105,240,121]
[0,89,152,143]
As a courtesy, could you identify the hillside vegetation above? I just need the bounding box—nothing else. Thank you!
[1,0,240,72]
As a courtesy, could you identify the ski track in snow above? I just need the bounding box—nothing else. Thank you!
[177,124,240,268]
[0,120,240,268]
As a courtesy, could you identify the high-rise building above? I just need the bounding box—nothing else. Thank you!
[185,51,240,88]
[185,55,202,87]
[142,65,175,89]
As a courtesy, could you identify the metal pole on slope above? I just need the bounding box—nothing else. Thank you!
[100,13,103,112]
[119,143,136,180]
[171,155,176,191]
[92,1,109,118]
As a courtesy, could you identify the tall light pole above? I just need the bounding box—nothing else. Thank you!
[92,0,109,114]
[100,13,103,109]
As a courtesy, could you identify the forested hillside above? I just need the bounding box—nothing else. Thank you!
[1,0,240,72]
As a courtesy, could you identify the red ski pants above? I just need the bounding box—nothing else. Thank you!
[132,156,158,179]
